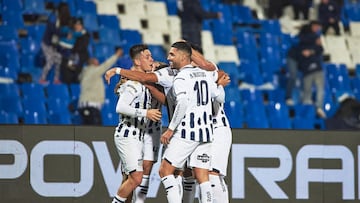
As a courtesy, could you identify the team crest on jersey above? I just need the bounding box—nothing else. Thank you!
[197,153,210,163]
[167,68,177,76]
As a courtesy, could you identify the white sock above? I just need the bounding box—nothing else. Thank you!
[209,174,229,203]
[175,175,183,199]
[161,175,182,203]
[199,181,213,203]
[112,195,126,203]
[133,175,149,203]
[183,176,196,203]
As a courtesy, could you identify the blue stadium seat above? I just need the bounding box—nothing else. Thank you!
[0,111,19,124]
[218,62,240,87]
[211,20,233,45]
[98,14,121,30]
[22,97,47,115]
[98,27,122,46]
[93,43,116,60]
[46,83,71,102]
[47,98,72,124]
[238,60,263,85]
[0,26,19,42]
[260,19,282,36]
[0,66,18,81]
[0,41,21,72]
[259,32,281,48]
[0,83,21,97]
[224,100,244,128]
[164,0,177,15]
[246,116,269,128]
[231,5,258,24]
[69,83,80,102]
[294,104,316,119]
[224,86,241,103]
[266,102,289,119]
[260,46,282,74]
[344,3,360,21]
[292,117,314,129]
[101,99,118,126]
[2,0,23,12]
[78,13,99,32]
[240,89,263,106]
[74,0,97,16]
[161,105,169,127]
[265,88,286,104]
[148,45,167,63]
[1,10,25,29]
[0,96,23,117]
[25,24,46,41]
[21,83,46,101]
[269,116,292,129]
[120,30,142,48]
[351,77,360,100]
[19,38,42,55]
[23,110,47,124]
[244,102,267,123]
[23,0,49,16]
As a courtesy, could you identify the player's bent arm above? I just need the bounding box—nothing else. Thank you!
[191,49,216,71]
[116,96,161,122]
[116,94,147,117]
[105,67,158,84]
[144,84,166,105]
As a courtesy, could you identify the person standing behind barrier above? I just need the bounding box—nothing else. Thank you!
[318,0,341,35]
[177,0,221,49]
[297,21,326,118]
[290,0,313,20]
[39,2,72,84]
[60,18,90,84]
[111,44,162,203]
[78,48,123,125]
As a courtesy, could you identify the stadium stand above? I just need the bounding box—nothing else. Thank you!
[0,0,360,130]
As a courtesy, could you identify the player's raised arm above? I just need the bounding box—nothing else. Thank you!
[105,67,158,84]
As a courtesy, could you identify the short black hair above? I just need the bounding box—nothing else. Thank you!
[171,41,192,56]
[190,43,203,55]
[309,20,321,26]
[129,44,149,60]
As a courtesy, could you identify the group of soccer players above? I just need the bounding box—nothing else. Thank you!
[105,41,232,203]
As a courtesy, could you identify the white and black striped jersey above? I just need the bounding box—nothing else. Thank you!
[146,96,162,134]
[210,65,230,129]
[154,67,178,121]
[115,80,152,138]
[170,66,224,142]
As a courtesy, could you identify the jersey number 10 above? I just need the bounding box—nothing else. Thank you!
[194,80,209,106]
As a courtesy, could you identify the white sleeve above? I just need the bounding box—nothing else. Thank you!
[168,97,188,131]
[167,76,189,130]
[115,82,147,117]
[154,67,175,89]
[214,85,225,103]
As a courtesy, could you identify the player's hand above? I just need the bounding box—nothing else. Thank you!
[146,109,162,122]
[161,129,174,145]
[217,72,230,87]
[105,68,116,84]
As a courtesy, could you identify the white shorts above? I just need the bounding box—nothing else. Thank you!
[162,136,211,170]
[114,127,144,175]
[211,126,232,176]
[143,127,161,162]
